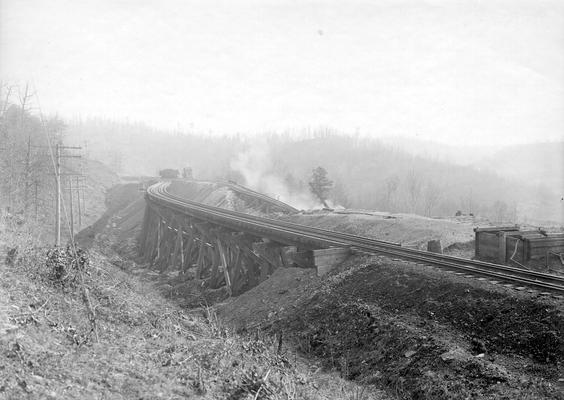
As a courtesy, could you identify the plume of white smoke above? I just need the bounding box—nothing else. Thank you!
[230,140,320,210]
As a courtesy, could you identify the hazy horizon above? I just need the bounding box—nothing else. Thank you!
[2,0,563,146]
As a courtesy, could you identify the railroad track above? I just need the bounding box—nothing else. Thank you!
[226,181,299,213]
[147,182,564,295]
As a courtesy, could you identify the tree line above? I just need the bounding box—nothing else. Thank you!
[65,121,561,225]
[0,83,65,226]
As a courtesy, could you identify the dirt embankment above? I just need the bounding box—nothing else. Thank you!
[218,256,564,399]
[280,211,477,253]
[76,183,144,249]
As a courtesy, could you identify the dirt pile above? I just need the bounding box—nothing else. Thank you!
[329,262,563,364]
[218,255,564,399]
[218,267,318,331]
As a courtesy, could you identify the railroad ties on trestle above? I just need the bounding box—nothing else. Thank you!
[138,200,351,296]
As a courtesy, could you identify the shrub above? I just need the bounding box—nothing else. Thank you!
[45,244,90,288]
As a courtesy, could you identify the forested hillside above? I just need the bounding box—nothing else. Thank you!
[0,93,119,242]
[65,120,563,225]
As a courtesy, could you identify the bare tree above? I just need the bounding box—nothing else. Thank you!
[19,83,35,213]
[405,168,422,213]
[423,181,442,217]
[492,200,508,223]
[384,174,400,211]
[459,188,474,215]
[332,180,351,208]
[0,83,64,226]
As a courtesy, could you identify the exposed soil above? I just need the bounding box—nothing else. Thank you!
[279,211,478,250]
[75,183,144,249]
[218,256,564,399]
[340,264,563,364]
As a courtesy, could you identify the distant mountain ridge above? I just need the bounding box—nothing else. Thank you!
[477,141,564,188]
[66,121,563,224]
[381,136,564,187]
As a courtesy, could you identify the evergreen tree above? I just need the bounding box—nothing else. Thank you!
[308,166,333,207]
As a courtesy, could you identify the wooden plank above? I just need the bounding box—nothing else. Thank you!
[139,205,151,254]
[475,231,499,260]
[230,246,244,295]
[156,220,162,260]
[217,239,232,296]
[498,231,506,264]
[171,227,182,270]
[209,242,222,288]
[143,210,159,261]
[179,232,185,268]
[313,247,351,256]
[527,238,564,244]
[474,226,520,233]
[195,237,205,279]
[159,223,175,272]
[182,234,194,271]
[313,247,351,276]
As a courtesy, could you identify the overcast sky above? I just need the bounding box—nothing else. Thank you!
[1,0,563,145]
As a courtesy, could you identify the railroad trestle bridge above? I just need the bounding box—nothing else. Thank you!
[138,182,350,295]
[138,181,564,296]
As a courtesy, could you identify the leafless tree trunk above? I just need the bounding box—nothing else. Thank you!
[384,175,400,211]
[423,181,442,217]
[19,83,34,215]
[406,168,422,214]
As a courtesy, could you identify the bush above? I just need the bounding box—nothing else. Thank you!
[45,244,90,288]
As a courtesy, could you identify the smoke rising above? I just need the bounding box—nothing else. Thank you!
[230,141,320,210]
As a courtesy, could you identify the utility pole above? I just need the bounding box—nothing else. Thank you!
[34,180,39,223]
[55,144,61,246]
[76,176,82,229]
[68,176,74,240]
[54,144,82,246]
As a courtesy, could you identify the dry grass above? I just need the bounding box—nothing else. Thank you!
[0,221,385,399]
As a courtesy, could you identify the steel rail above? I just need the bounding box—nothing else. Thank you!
[149,183,348,248]
[155,183,401,249]
[160,184,564,283]
[166,183,401,247]
[226,182,299,213]
[147,182,564,294]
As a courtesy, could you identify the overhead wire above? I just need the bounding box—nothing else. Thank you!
[31,79,77,246]
[32,80,98,341]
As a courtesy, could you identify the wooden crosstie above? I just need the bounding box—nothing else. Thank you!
[138,200,315,296]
